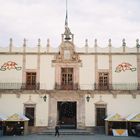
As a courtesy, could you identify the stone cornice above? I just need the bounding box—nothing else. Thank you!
[0,52,139,55]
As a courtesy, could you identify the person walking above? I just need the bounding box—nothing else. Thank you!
[55,125,60,136]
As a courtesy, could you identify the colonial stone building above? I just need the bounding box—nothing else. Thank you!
[0,14,140,133]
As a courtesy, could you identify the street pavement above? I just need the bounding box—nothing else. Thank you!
[0,134,139,140]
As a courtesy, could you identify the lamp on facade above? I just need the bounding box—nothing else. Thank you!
[86,95,90,102]
[43,95,47,102]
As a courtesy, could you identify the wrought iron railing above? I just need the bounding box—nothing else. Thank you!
[94,83,139,90]
[55,83,79,90]
[0,83,139,90]
[0,83,40,90]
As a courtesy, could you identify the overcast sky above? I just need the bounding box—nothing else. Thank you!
[0,0,140,48]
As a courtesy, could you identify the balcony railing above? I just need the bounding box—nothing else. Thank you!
[94,83,139,90]
[0,83,40,90]
[55,83,79,90]
[0,83,139,90]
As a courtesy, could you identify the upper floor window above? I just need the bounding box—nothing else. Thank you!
[61,68,73,90]
[98,72,109,90]
[26,72,37,90]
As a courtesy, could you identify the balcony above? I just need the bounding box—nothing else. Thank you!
[55,83,79,90]
[0,83,139,91]
[94,83,139,90]
[0,83,40,90]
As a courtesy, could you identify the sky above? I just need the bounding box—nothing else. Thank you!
[0,0,140,48]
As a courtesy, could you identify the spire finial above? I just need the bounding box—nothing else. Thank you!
[65,0,68,27]
[23,38,26,46]
[108,39,112,46]
[10,38,13,46]
[47,38,50,52]
[122,38,126,47]
[85,39,88,47]
[85,39,88,53]
[94,39,97,46]
[38,38,41,46]
[9,38,13,52]
[136,38,140,48]
[63,0,73,41]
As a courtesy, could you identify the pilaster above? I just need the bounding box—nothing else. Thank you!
[137,44,140,89]
[37,39,41,87]
[9,38,12,52]
[108,39,112,89]
[94,39,98,89]
[22,39,26,85]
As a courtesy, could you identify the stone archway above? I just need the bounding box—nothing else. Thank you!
[48,91,85,129]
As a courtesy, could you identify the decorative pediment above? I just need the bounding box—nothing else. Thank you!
[52,41,81,63]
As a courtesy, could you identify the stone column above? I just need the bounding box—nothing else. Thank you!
[109,39,112,89]
[94,39,98,89]
[37,39,41,89]
[137,43,140,89]
[22,39,26,87]
[9,38,12,52]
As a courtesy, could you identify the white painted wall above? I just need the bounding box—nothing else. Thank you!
[0,94,49,126]
[125,47,137,53]
[0,47,9,52]
[97,47,109,53]
[0,55,22,84]
[26,47,38,52]
[40,55,55,90]
[26,55,37,69]
[111,47,123,52]
[79,55,95,90]
[112,55,137,84]
[12,47,23,52]
[98,55,109,69]
[85,94,140,126]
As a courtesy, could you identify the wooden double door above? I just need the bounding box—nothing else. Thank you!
[57,102,76,129]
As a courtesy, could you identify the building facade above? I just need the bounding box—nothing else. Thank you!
[0,22,140,133]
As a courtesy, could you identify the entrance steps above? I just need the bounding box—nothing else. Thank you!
[38,129,94,135]
[94,126,105,134]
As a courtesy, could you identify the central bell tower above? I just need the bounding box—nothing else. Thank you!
[49,0,85,130]
[52,0,81,90]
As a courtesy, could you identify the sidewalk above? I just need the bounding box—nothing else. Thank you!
[0,134,139,140]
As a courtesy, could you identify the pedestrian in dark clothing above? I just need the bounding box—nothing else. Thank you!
[55,125,60,136]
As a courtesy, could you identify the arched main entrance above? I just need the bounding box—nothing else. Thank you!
[57,101,76,129]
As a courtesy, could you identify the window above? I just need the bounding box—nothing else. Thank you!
[26,72,37,90]
[61,68,73,90]
[98,72,109,90]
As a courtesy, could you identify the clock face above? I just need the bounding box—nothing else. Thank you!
[64,50,71,60]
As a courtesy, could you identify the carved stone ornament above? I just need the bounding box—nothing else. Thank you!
[52,41,81,63]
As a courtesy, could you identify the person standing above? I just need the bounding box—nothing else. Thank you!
[55,125,60,136]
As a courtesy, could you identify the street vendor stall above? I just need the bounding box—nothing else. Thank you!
[105,113,128,136]
[126,113,140,136]
[4,113,29,136]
